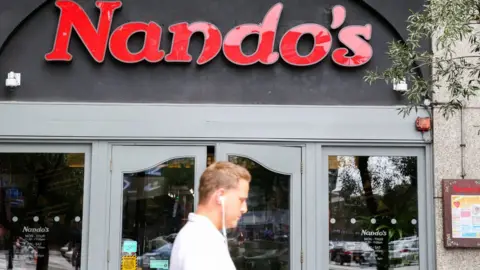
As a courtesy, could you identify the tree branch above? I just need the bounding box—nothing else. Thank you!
[412,55,480,71]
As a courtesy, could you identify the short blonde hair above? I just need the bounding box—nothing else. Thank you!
[198,161,251,204]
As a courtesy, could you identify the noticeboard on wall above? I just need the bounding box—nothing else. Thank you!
[443,179,480,248]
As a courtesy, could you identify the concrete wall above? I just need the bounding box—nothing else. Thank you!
[433,25,480,270]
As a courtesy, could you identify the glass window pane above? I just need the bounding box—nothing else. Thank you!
[122,157,194,270]
[0,153,85,270]
[328,156,419,270]
[227,156,290,270]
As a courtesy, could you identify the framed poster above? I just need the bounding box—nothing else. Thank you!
[443,179,480,248]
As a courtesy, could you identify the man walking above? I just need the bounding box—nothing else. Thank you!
[169,161,251,270]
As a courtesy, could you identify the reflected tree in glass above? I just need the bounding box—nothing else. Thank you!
[0,153,84,270]
[329,156,418,270]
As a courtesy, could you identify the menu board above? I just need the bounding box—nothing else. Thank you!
[23,226,49,258]
[361,229,388,265]
[451,195,480,238]
[5,225,51,268]
[443,179,480,248]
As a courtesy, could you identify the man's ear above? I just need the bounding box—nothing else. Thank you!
[215,189,225,204]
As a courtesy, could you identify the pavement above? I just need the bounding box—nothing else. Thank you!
[0,250,74,270]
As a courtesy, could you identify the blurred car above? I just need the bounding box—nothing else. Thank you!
[330,241,374,265]
[137,242,173,268]
[389,237,419,266]
[60,242,71,257]
[134,234,179,269]
[65,250,73,261]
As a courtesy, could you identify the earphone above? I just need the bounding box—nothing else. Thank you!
[219,195,227,246]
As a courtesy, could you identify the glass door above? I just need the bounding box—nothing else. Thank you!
[108,146,207,270]
[321,147,427,270]
[215,143,302,270]
[0,144,90,270]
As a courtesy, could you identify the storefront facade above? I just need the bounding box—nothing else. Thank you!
[0,0,433,270]
[432,26,480,269]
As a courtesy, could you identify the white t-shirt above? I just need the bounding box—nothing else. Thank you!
[169,213,236,270]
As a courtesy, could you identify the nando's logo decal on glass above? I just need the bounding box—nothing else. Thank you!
[45,0,373,67]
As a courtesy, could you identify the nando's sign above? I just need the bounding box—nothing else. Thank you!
[45,0,373,67]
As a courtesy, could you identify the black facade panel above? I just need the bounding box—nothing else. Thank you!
[0,0,425,105]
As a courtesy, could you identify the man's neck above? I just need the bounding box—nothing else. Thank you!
[195,205,222,230]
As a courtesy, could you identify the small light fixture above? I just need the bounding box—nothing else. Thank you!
[416,117,431,132]
[393,78,408,92]
[5,71,21,88]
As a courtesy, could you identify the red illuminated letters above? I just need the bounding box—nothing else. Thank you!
[165,22,222,65]
[330,5,373,67]
[223,3,282,65]
[45,0,373,67]
[45,1,122,62]
[280,24,332,66]
[109,22,165,63]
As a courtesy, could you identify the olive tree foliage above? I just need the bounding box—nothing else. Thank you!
[364,0,480,118]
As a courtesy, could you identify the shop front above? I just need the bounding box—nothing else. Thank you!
[0,0,433,270]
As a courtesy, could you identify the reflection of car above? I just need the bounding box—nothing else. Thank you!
[389,237,419,266]
[136,235,177,268]
[137,243,173,268]
[165,233,177,243]
[330,242,374,265]
[65,250,73,261]
[148,237,170,250]
[362,250,377,266]
[226,215,290,270]
[60,243,71,257]
[232,240,288,270]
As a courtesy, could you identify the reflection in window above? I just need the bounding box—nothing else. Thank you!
[328,156,419,270]
[122,158,194,270]
[227,156,290,270]
[0,153,84,270]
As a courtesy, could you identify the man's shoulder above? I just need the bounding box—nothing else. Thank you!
[170,222,234,270]
[175,221,213,242]
[176,221,200,236]
[172,221,225,251]
[171,222,211,266]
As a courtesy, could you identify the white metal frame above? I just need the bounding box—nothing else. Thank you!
[108,145,206,270]
[0,102,434,270]
[0,144,91,270]
[216,143,303,270]
[318,146,432,270]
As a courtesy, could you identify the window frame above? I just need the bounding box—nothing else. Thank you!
[315,146,432,270]
[107,145,207,270]
[0,143,91,270]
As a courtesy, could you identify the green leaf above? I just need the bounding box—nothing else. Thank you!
[376,225,390,231]
[364,0,480,119]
